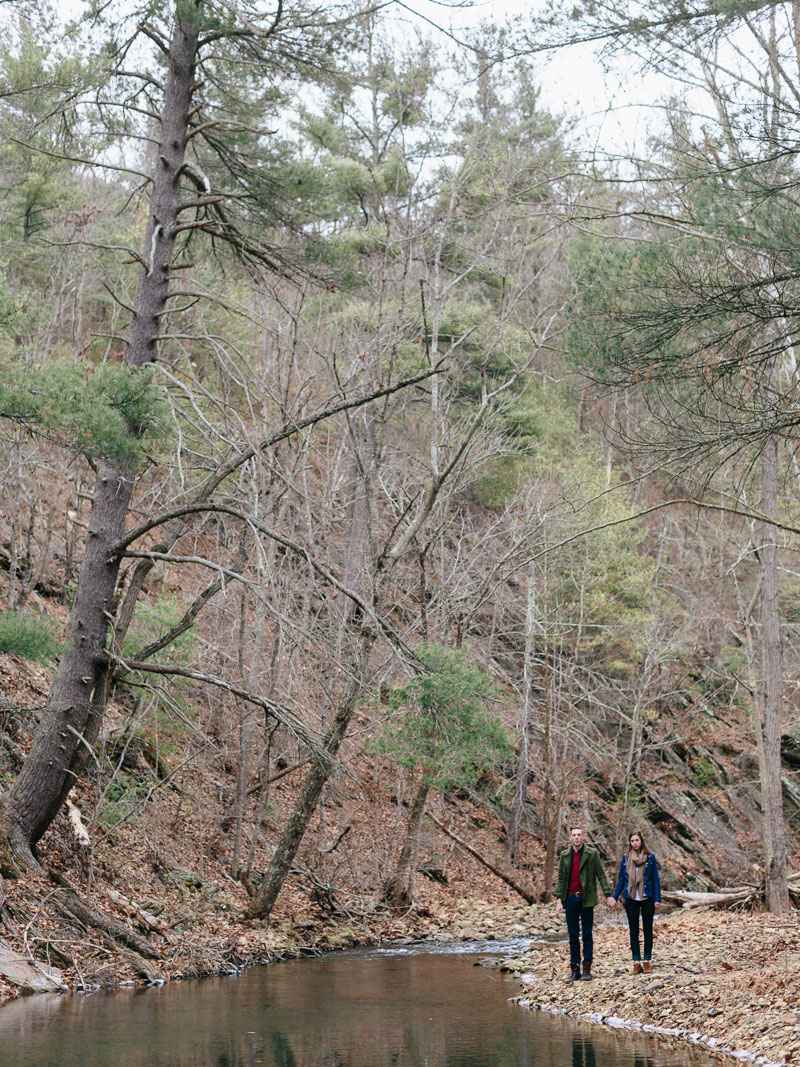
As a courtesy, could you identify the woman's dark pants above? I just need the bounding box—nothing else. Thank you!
[624,897,655,960]
[565,894,594,966]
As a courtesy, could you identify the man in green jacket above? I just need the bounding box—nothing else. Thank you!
[555,825,616,982]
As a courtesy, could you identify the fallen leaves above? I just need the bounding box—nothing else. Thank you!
[503,908,800,1067]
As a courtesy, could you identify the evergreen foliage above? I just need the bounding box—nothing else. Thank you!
[0,359,168,463]
[375,643,509,793]
[0,611,59,662]
[0,6,97,244]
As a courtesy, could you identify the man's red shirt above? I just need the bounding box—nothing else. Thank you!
[568,847,583,895]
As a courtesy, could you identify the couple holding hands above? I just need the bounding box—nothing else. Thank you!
[555,825,662,982]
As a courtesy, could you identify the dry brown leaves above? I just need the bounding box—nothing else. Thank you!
[504,908,800,1066]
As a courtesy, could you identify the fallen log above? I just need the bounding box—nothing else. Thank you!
[661,888,752,902]
[49,871,163,960]
[663,869,800,909]
[425,811,537,905]
[106,888,171,938]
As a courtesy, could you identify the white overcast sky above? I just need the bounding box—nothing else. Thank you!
[384,0,678,159]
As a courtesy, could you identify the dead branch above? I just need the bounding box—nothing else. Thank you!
[425,811,537,905]
[48,871,163,960]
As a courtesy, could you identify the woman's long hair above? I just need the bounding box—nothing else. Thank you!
[628,830,649,855]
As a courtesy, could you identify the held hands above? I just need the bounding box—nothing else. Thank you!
[606,896,617,908]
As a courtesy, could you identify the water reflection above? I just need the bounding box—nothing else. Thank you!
[0,948,717,1067]
[573,1034,599,1067]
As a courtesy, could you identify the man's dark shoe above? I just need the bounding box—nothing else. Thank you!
[581,961,592,980]
[566,964,581,982]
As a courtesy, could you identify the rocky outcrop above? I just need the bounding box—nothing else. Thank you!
[0,944,67,994]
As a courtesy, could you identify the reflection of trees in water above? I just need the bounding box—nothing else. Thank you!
[572,1033,598,1067]
[0,957,716,1067]
[266,1029,298,1067]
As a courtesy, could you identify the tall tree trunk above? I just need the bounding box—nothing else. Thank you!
[2,4,201,868]
[506,565,536,865]
[539,569,557,902]
[622,698,644,824]
[245,633,373,920]
[759,435,789,913]
[383,779,430,908]
[232,589,267,878]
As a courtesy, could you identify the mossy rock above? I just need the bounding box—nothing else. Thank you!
[0,832,21,878]
[323,927,356,948]
[168,867,202,889]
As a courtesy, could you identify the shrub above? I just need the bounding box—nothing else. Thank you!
[0,612,59,662]
[691,755,717,787]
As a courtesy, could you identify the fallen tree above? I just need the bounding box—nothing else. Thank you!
[662,871,800,910]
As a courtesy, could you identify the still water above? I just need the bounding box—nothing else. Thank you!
[0,940,716,1067]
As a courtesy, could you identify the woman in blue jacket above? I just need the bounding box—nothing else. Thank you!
[613,830,661,973]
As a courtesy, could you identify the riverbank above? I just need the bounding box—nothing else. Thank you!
[1,886,797,1067]
[0,866,541,1004]
[499,906,800,1067]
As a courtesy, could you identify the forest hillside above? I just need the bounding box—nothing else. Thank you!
[0,0,798,997]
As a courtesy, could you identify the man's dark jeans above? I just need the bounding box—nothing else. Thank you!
[623,897,655,960]
[564,894,594,966]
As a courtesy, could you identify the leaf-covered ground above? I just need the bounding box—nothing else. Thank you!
[499,906,800,1066]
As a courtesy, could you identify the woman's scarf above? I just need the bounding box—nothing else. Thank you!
[626,848,648,899]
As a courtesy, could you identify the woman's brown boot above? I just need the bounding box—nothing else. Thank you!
[633,962,642,975]
[642,961,652,973]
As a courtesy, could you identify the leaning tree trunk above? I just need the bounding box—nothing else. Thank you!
[245,388,378,919]
[383,779,430,908]
[758,435,789,913]
[245,633,373,920]
[2,5,201,868]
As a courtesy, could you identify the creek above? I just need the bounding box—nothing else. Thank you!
[0,938,719,1066]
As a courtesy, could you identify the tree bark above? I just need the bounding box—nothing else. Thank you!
[506,565,536,865]
[2,2,201,867]
[540,567,557,903]
[50,874,163,960]
[245,633,373,920]
[758,435,790,913]
[383,779,430,908]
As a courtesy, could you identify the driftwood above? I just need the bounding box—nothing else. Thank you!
[49,871,163,960]
[106,888,171,938]
[662,870,800,910]
[425,811,537,904]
